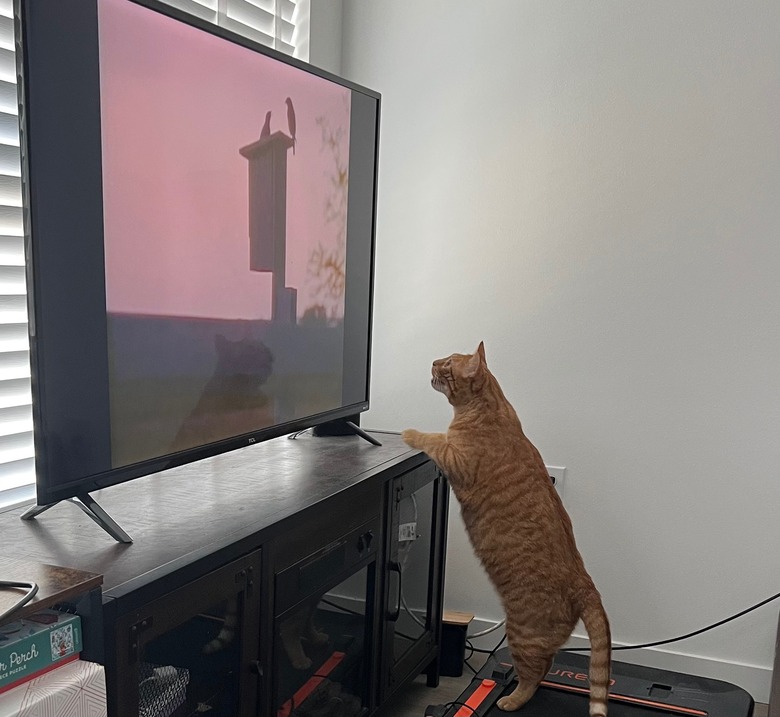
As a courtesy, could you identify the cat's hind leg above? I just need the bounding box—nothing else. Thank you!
[305,610,329,646]
[280,618,312,670]
[496,651,554,712]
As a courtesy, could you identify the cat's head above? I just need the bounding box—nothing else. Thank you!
[431,341,488,406]
[214,334,274,387]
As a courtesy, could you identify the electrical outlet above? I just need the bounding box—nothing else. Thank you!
[546,465,566,497]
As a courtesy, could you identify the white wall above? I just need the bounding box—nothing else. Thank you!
[339,0,780,704]
[307,0,343,75]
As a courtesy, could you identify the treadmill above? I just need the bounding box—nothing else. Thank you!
[427,647,754,717]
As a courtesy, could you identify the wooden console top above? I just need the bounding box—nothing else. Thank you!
[0,556,101,623]
[0,431,422,613]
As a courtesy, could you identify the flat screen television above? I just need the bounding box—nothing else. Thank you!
[14,0,380,540]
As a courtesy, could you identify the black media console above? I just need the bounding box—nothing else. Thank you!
[0,430,449,717]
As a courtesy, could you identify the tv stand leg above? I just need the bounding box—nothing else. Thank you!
[312,417,383,446]
[20,493,132,544]
[19,502,55,519]
[344,421,382,446]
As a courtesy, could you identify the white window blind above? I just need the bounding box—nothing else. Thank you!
[0,0,34,506]
[161,0,310,60]
[0,0,309,507]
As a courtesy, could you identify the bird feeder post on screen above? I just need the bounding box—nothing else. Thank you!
[239,129,296,323]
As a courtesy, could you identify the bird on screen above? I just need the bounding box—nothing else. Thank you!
[285,97,297,154]
[260,110,271,139]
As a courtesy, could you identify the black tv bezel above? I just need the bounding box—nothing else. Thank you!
[15,0,381,506]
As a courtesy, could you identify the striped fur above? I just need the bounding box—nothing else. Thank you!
[202,599,239,655]
[403,342,610,715]
[202,599,329,667]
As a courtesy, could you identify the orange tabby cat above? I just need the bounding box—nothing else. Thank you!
[402,342,610,715]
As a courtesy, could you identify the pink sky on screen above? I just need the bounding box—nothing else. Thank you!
[99,0,351,320]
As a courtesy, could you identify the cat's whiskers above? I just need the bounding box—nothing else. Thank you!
[430,370,453,396]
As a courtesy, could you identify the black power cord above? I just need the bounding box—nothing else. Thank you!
[0,580,39,623]
[463,633,507,678]
[464,589,780,658]
[444,590,780,717]
[563,588,780,653]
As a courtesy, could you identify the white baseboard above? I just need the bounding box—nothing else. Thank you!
[320,601,773,705]
[464,618,772,705]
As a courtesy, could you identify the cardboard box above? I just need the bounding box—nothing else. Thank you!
[0,611,82,694]
[0,659,106,717]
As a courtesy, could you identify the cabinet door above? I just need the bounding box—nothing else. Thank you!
[271,516,381,717]
[111,550,261,717]
[382,461,448,698]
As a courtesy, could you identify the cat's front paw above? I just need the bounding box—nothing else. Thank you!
[309,628,329,646]
[291,655,312,670]
[496,695,522,711]
[401,429,423,449]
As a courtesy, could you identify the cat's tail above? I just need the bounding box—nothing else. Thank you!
[580,590,611,717]
[202,599,238,654]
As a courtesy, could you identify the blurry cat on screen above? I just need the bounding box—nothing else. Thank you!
[170,333,274,453]
[402,342,610,715]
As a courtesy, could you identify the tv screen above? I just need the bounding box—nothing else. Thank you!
[16,0,380,506]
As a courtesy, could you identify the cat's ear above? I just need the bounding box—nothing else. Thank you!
[464,342,485,378]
